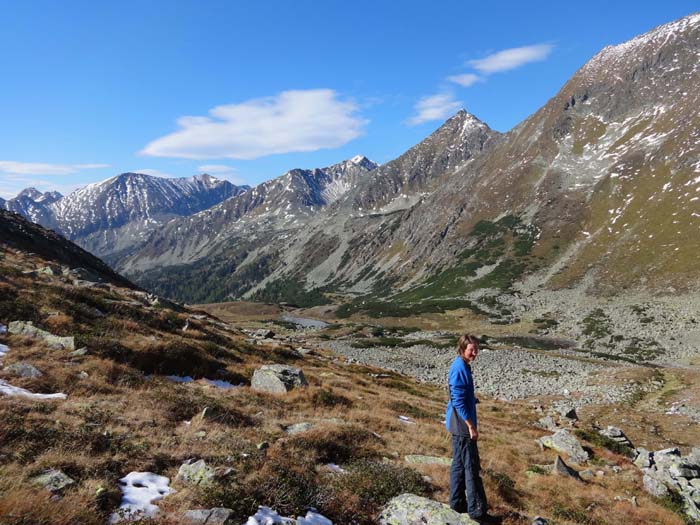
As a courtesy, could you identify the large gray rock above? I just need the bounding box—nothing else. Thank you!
[176,459,216,486]
[5,362,43,378]
[251,365,307,394]
[599,426,633,448]
[537,429,589,464]
[633,448,652,469]
[379,493,479,524]
[8,321,75,350]
[31,469,75,492]
[553,456,582,481]
[643,473,670,497]
[183,508,234,525]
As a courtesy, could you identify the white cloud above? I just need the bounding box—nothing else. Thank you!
[468,44,553,74]
[0,161,110,176]
[407,93,463,126]
[198,164,237,174]
[141,89,367,160]
[446,73,481,87]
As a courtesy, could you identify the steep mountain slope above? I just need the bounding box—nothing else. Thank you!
[117,156,381,301]
[2,188,63,226]
[2,173,247,258]
[0,209,135,289]
[121,114,497,303]
[60,14,700,306]
[270,12,700,304]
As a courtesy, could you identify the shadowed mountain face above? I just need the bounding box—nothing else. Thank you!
[0,209,136,289]
[116,14,700,304]
[2,173,248,258]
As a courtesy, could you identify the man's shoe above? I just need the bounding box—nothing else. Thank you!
[471,514,502,524]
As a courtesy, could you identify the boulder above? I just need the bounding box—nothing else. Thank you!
[31,469,75,492]
[633,448,652,469]
[183,508,234,525]
[404,455,452,466]
[253,329,275,339]
[669,462,700,480]
[378,493,479,524]
[532,518,549,525]
[643,473,669,497]
[5,362,43,378]
[537,429,589,464]
[285,422,314,435]
[553,456,582,481]
[251,365,307,394]
[536,416,558,431]
[8,321,75,350]
[176,459,216,486]
[599,426,633,448]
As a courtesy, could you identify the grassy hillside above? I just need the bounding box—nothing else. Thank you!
[0,246,688,525]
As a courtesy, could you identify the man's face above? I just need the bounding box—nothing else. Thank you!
[463,342,479,362]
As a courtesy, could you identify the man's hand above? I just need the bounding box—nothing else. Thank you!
[467,422,479,441]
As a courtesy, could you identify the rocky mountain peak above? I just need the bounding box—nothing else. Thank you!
[16,187,44,200]
[347,155,379,170]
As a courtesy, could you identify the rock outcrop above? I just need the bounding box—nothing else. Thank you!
[378,493,479,524]
[251,365,308,394]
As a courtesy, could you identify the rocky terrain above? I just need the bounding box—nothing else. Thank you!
[2,207,698,525]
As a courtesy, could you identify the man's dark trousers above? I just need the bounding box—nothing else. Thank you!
[450,434,488,517]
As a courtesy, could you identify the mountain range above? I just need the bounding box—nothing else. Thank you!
[1,173,248,259]
[5,14,700,311]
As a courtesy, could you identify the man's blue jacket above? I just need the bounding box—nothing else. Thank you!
[445,356,477,436]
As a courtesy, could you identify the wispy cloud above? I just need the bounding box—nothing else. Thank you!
[446,73,481,87]
[407,93,463,126]
[468,43,553,74]
[198,164,236,174]
[141,89,367,160]
[0,161,110,176]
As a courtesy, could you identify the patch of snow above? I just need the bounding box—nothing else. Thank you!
[203,378,237,389]
[109,472,173,523]
[165,375,194,383]
[245,507,333,525]
[245,507,295,525]
[0,323,6,335]
[0,343,9,360]
[0,379,66,400]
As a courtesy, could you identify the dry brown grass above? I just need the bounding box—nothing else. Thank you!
[0,247,693,525]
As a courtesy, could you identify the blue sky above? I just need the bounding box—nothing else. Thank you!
[0,1,697,198]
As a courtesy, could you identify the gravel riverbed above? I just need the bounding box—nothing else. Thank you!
[321,340,637,403]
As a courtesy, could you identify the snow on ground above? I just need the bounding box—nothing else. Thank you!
[0,342,66,400]
[245,506,333,525]
[164,375,238,388]
[0,323,7,335]
[109,472,173,523]
[0,379,67,400]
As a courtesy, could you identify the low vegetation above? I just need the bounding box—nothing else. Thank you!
[0,247,687,525]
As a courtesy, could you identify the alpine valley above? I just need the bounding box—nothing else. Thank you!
[4,11,700,525]
[5,14,700,363]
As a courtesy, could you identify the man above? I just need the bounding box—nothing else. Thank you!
[445,334,498,524]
